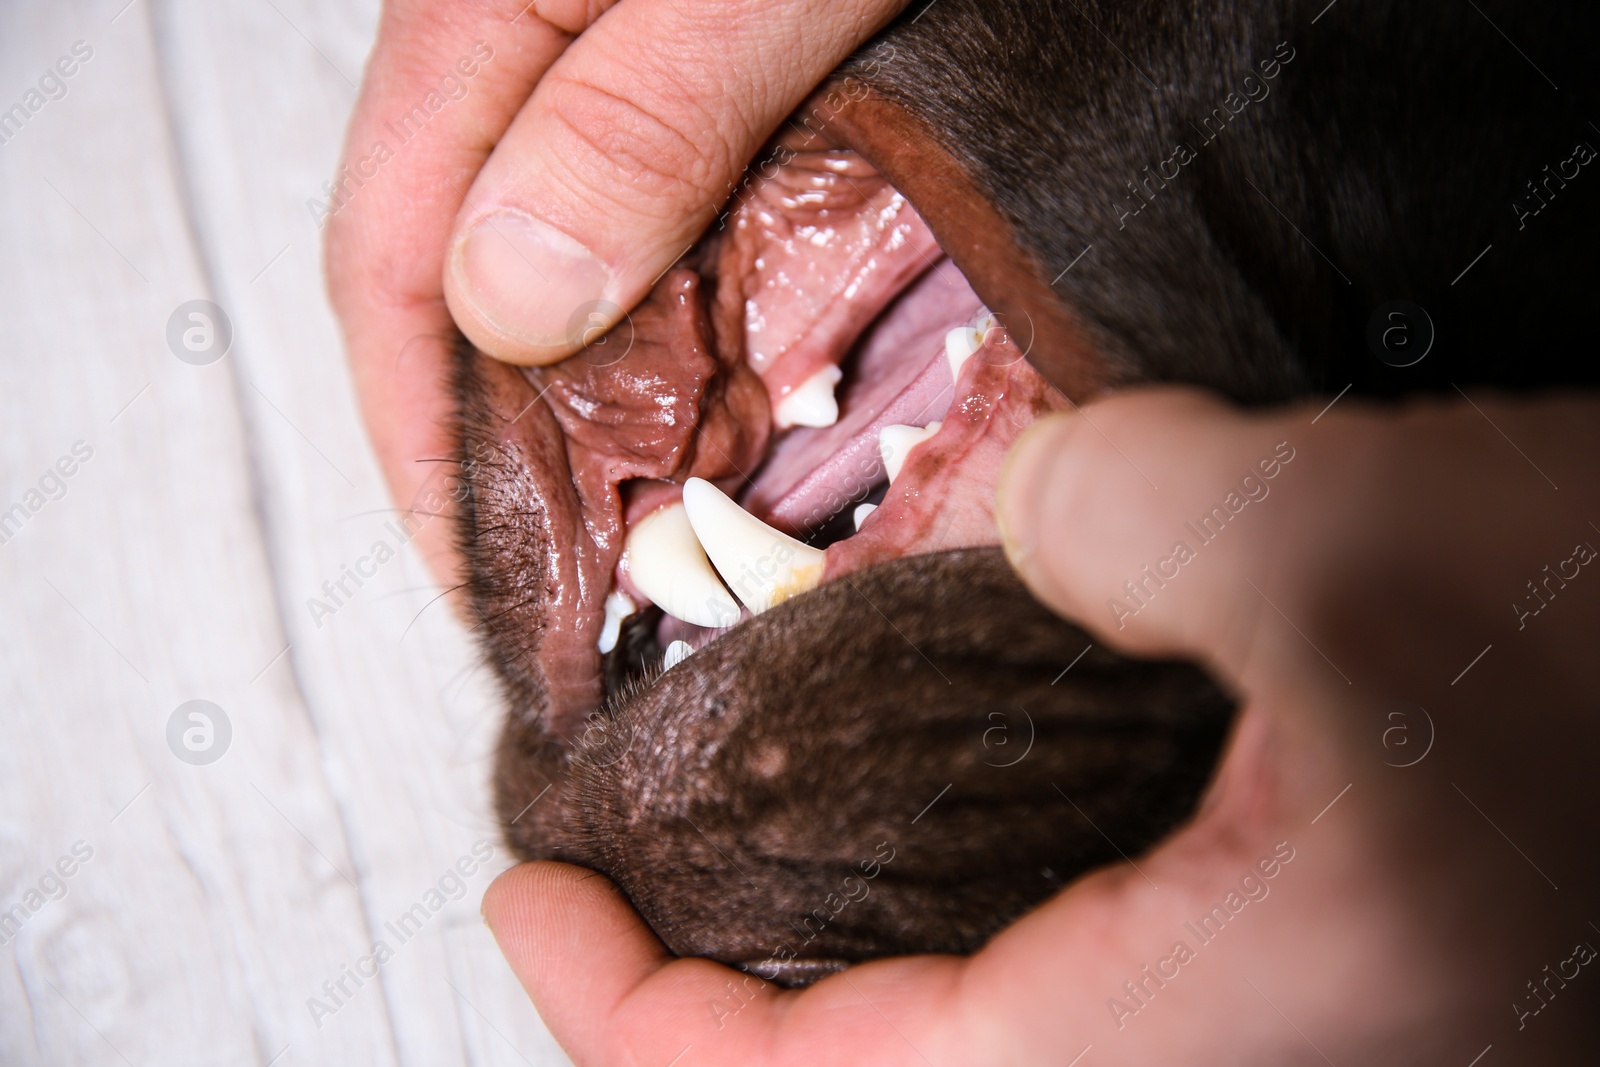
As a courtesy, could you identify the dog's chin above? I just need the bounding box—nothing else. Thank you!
[496,548,1234,985]
[455,80,1233,983]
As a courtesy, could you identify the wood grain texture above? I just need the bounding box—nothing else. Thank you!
[0,2,567,1063]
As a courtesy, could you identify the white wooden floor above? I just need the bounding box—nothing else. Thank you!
[0,2,569,1063]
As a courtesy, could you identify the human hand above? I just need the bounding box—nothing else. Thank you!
[325,0,906,580]
[482,387,1600,1064]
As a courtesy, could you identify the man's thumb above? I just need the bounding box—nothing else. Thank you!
[442,0,908,366]
[996,389,1311,677]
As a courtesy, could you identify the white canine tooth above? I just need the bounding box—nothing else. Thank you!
[878,422,942,484]
[597,590,637,654]
[774,365,843,429]
[662,640,693,670]
[680,478,825,615]
[622,502,742,628]
[853,502,878,531]
[945,324,983,379]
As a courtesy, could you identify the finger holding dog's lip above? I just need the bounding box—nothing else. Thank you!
[326,1,587,588]
[442,0,911,367]
[328,0,907,590]
[996,389,1312,681]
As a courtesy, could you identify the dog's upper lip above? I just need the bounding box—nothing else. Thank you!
[809,81,1111,404]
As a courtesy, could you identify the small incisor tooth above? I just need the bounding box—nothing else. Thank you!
[946,313,996,379]
[597,590,636,654]
[879,422,941,483]
[853,502,878,531]
[945,325,982,379]
[662,640,693,670]
[622,501,742,628]
[773,365,843,429]
[680,478,825,615]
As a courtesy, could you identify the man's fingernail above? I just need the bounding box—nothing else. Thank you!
[996,414,1075,587]
[453,210,615,356]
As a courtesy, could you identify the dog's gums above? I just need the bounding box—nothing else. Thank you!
[452,0,1599,986]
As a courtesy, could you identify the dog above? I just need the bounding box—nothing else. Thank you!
[450,0,1600,986]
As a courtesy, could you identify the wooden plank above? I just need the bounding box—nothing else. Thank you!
[1,0,566,1062]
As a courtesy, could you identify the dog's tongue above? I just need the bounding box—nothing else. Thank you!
[739,257,984,534]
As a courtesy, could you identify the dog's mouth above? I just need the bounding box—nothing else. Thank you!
[464,108,1070,732]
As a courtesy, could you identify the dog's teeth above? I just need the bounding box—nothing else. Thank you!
[662,640,693,670]
[681,477,825,614]
[853,502,878,530]
[945,324,984,379]
[623,502,742,628]
[879,422,942,483]
[946,313,999,379]
[597,590,637,654]
[774,365,843,429]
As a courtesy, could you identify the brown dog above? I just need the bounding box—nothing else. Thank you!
[453,0,1599,985]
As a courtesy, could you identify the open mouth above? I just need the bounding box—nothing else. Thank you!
[464,76,1238,980]
[462,121,1068,732]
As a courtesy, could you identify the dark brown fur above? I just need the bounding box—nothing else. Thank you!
[843,0,1600,402]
